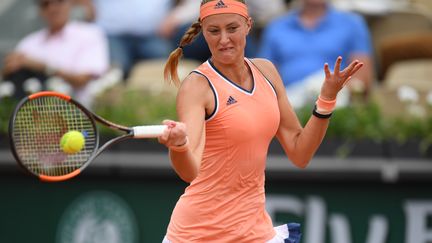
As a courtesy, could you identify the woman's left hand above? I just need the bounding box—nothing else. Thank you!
[320,56,363,100]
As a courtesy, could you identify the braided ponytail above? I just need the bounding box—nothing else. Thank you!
[164,21,202,87]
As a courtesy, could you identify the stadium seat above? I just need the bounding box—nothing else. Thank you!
[372,59,432,118]
[368,9,432,79]
[378,32,432,79]
[127,59,200,95]
[411,0,432,15]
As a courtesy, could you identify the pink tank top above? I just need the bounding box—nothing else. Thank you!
[167,58,280,242]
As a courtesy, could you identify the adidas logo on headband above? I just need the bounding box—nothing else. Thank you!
[214,0,228,9]
[200,0,249,20]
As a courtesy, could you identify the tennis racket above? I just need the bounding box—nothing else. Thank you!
[9,91,167,182]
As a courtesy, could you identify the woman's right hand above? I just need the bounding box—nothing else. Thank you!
[158,119,188,148]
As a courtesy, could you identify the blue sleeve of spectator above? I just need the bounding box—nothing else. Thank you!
[349,14,373,55]
[258,24,279,63]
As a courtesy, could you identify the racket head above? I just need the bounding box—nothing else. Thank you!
[9,91,99,182]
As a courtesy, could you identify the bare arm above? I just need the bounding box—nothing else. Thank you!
[252,57,363,168]
[158,73,212,182]
[2,52,96,88]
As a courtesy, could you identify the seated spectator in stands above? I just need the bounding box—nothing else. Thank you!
[157,0,209,62]
[92,0,174,78]
[1,0,109,107]
[70,0,95,21]
[259,0,374,108]
[158,0,286,62]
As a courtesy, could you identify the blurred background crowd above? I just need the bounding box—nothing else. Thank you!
[0,0,432,153]
[1,2,432,243]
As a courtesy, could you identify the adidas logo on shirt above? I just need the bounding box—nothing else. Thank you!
[214,0,228,9]
[226,96,237,106]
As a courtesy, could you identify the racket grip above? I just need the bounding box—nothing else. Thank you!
[132,125,167,138]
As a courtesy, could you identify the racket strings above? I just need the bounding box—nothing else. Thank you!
[12,96,97,177]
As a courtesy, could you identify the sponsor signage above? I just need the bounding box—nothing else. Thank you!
[0,177,431,242]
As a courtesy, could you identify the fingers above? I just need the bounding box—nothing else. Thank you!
[336,59,364,86]
[341,63,363,87]
[324,63,331,79]
[158,120,174,143]
[341,60,358,76]
[333,56,342,77]
[162,119,176,127]
[324,57,364,90]
[158,126,171,145]
[350,62,364,76]
[158,120,187,147]
[336,57,361,78]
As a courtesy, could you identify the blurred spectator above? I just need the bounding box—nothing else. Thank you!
[157,0,209,61]
[1,0,109,107]
[158,0,286,62]
[92,0,174,78]
[259,0,374,108]
[247,0,287,27]
[70,0,95,21]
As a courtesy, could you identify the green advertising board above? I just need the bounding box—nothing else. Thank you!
[1,175,431,243]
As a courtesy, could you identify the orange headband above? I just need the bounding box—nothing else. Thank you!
[200,0,249,21]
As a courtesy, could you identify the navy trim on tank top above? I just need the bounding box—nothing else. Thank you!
[247,58,278,98]
[207,59,255,94]
[191,71,218,121]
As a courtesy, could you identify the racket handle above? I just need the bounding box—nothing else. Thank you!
[132,125,167,138]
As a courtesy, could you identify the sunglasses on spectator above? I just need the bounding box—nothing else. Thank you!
[39,0,67,8]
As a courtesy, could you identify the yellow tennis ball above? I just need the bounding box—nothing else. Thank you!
[60,131,85,154]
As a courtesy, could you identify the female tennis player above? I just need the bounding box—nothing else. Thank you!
[158,0,363,242]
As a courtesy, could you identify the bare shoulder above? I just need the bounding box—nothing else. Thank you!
[178,72,211,95]
[249,58,284,89]
[177,72,213,106]
[251,58,277,74]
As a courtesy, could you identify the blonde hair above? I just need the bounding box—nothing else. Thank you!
[163,0,246,87]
